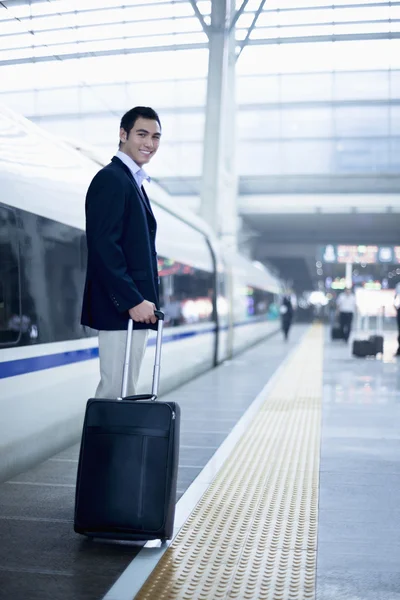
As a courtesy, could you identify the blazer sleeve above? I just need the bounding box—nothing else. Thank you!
[85,168,144,312]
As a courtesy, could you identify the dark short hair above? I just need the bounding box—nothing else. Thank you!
[119,106,161,144]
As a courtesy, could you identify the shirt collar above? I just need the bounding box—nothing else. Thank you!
[115,150,150,183]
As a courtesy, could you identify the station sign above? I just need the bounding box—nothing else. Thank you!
[320,245,400,264]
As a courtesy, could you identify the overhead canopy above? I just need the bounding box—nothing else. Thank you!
[0,0,398,196]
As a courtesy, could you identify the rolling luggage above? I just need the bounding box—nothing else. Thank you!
[74,310,180,541]
[331,325,343,340]
[352,339,376,358]
[369,334,384,355]
[369,311,384,354]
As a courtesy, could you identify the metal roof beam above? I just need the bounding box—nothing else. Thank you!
[0,0,182,21]
[236,0,267,61]
[0,16,209,39]
[0,16,398,41]
[188,0,210,39]
[248,17,400,34]
[230,0,250,32]
[247,31,400,45]
[256,1,400,14]
[0,42,208,67]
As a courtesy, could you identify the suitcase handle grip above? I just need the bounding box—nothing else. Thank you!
[123,394,154,401]
[121,310,164,401]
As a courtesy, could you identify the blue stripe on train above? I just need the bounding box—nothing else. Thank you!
[0,347,100,380]
[0,318,276,380]
[0,326,216,380]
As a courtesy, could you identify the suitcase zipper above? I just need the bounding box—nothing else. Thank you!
[172,411,175,420]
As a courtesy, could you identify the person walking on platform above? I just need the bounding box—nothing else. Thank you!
[394,283,400,357]
[280,295,293,341]
[81,106,162,398]
[336,287,356,343]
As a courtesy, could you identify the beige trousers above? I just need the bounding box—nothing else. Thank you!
[95,329,149,398]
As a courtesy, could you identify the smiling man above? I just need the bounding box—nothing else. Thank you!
[81,106,162,398]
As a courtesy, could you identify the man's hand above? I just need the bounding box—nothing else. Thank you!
[129,300,157,324]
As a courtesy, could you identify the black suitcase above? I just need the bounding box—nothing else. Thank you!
[369,334,384,354]
[74,311,180,541]
[331,325,343,340]
[352,339,376,358]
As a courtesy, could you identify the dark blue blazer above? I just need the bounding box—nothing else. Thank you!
[81,156,159,331]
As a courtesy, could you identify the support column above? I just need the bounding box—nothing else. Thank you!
[345,262,353,289]
[200,0,238,252]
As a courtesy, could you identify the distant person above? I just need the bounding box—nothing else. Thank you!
[81,106,162,398]
[336,287,356,343]
[394,283,400,357]
[280,295,293,341]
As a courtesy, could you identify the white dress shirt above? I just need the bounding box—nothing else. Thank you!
[115,150,150,190]
[337,293,356,313]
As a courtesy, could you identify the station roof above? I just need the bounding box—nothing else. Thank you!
[0,0,398,196]
[1,0,399,290]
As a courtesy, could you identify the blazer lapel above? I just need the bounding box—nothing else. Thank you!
[140,185,154,217]
[111,156,153,218]
[130,174,154,217]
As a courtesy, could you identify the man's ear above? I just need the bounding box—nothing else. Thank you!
[119,127,127,144]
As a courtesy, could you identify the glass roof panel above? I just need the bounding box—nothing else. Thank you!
[334,21,398,34]
[0,33,33,50]
[274,8,336,26]
[0,19,27,34]
[249,24,333,39]
[235,12,256,29]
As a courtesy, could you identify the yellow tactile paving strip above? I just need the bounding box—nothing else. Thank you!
[136,326,323,600]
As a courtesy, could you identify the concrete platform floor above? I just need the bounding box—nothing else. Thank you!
[317,330,400,600]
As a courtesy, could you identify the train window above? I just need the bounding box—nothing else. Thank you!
[246,286,277,320]
[216,266,229,328]
[153,205,214,272]
[0,205,21,345]
[158,257,215,327]
[152,205,216,328]
[17,208,95,345]
[234,285,278,324]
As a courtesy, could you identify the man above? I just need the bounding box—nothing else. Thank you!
[336,287,356,343]
[81,106,162,398]
[280,295,293,341]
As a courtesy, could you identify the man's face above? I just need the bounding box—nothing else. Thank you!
[119,117,161,166]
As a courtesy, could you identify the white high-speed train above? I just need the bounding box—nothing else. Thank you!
[0,104,282,481]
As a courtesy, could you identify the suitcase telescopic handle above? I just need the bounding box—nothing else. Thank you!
[120,310,164,401]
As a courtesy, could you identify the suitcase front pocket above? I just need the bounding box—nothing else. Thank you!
[78,426,170,532]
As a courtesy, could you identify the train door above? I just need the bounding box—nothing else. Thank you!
[216,258,232,363]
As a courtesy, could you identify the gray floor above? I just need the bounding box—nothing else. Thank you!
[317,331,400,600]
[0,325,305,600]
